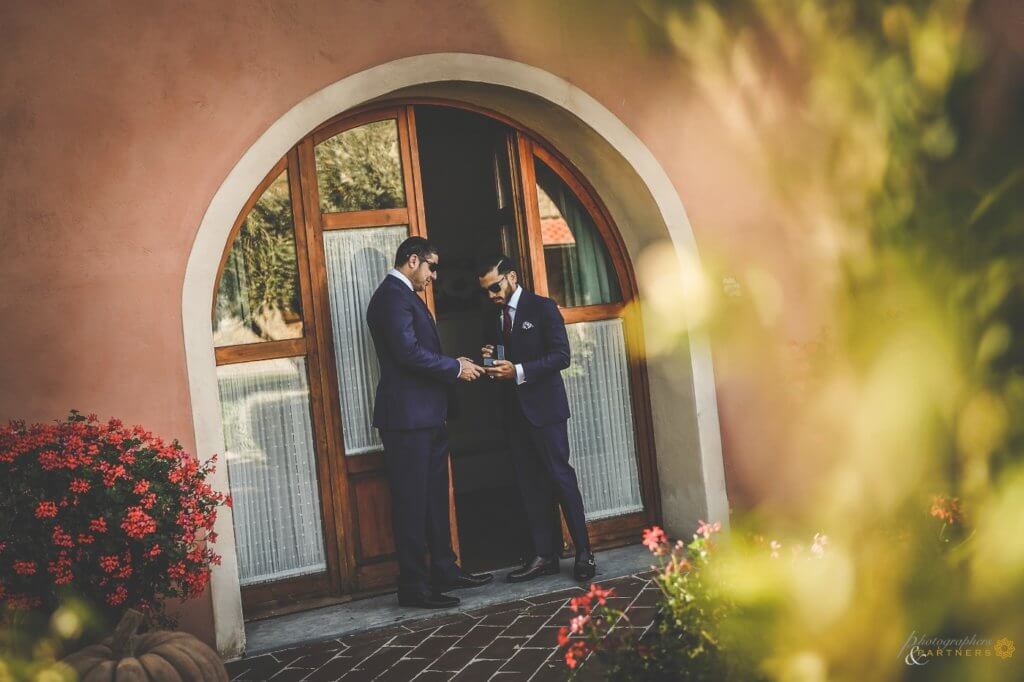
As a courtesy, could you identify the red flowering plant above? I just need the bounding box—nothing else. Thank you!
[0,411,230,625]
[557,522,759,681]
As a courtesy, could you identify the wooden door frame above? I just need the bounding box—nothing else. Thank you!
[357,98,663,545]
[214,98,661,618]
[516,135,662,549]
[211,149,346,614]
[298,106,461,596]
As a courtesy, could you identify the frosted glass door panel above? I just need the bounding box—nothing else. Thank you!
[564,319,644,520]
[217,357,326,586]
[323,226,408,454]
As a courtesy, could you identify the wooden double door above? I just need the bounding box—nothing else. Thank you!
[213,103,660,618]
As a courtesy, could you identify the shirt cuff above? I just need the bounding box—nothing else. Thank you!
[515,364,526,385]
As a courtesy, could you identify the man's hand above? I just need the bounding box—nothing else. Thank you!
[485,359,515,381]
[481,345,495,359]
[458,357,484,382]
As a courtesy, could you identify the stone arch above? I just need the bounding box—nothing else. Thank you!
[183,53,727,657]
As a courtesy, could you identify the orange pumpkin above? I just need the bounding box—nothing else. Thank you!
[62,610,228,682]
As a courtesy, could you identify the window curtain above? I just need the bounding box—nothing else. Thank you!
[535,161,621,307]
[563,319,644,519]
[323,226,408,455]
[217,358,326,586]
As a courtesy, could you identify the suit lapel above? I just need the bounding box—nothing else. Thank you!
[507,289,533,348]
[408,287,441,344]
[387,275,441,344]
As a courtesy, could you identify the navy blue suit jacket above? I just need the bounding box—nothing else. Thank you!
[367,275,460,431]
[487,289,572,427]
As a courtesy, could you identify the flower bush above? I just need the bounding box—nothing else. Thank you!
[0,411,229,623]
[558,521,753,681]
[559,501,973,680]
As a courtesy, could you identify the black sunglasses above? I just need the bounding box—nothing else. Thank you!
[484,273,508,293]
[424,260,440,273]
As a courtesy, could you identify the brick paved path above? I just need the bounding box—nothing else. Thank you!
[226,572,658,681]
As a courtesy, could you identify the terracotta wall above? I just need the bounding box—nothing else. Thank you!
[1,1,822,644]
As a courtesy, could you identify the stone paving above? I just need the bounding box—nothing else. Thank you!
[226,571,659,681]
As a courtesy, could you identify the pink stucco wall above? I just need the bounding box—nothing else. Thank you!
[1,1,822,645]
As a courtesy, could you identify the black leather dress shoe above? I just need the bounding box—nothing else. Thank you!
[507,556,560,583]
[397,591,460,609]
[573,550,596,582]
[435,571,494,590]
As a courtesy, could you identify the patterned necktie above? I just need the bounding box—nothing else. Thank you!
[502,305,513,338]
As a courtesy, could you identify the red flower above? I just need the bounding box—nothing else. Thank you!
[569,594,593,614]
[89,517,108,533]
[121,506,157,539]
[38,450,61,470]
[69,478,90,494]
[100,463,128,488]
[930,495,964,525]
[565,641,587,669]
[696,519,722,539]
[48,555,74,585]
[133,480,150,495]
[642,526,667,553]
[99,555,119,574]
[34,500,58,519]
[145,544,162,558]
[586,583,614,606]
[557,626,570,647]
[106,585,128,606]
[13,561,37,576]
[51,525,74,548]
[77,533,96,545]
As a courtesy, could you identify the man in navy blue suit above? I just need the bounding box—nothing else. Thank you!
[477,254,596,583]
[366,237,493,609]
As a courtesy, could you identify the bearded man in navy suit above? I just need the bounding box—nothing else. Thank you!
[477,254,596,583]
[366,236,493,609]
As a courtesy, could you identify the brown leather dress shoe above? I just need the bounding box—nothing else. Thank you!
[507,556,560,583]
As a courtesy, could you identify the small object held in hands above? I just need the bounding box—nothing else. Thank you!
[483,344,505,367]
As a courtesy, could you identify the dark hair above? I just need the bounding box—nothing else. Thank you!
[394,236,438,268]
[475,253,519,279]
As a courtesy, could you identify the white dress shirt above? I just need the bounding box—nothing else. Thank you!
[502,286,527,385]
[387,270,461,379]
[387,269,414,291]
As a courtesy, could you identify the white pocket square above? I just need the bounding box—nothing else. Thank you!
[522,321,534,330]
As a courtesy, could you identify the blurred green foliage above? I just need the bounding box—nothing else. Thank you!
[1,599,103,682]
[545,0,1023,679]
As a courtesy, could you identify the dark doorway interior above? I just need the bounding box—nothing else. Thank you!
[414,105,533,572]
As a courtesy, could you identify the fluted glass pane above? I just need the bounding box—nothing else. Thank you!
[217,358,325,586]
[315,120,406,213]
[323,226,408,454]
[565,319,643,520]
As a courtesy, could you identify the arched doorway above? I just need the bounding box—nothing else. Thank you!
[211,101,662,618]
[183,54,727,657]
